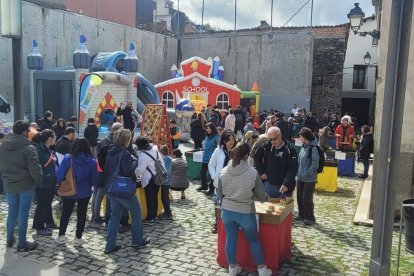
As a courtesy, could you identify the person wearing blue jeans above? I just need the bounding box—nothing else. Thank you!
[7,187,35,248]
[263,181,282,198]
[0,120,43,252]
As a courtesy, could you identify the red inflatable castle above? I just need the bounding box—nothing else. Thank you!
[155,57,241,111]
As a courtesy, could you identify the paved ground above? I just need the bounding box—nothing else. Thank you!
[0,143,413,275]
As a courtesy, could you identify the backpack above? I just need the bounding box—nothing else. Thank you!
[308,145,325,173]
[143,151,168,186]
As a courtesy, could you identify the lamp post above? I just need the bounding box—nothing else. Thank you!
[347,3,380,39]
[364,51,372,65]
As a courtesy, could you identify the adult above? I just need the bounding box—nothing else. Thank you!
[116,102,137,134]
[204,104,212,121]
[304,112,318,133]
[55,138,98,246]
[334,117,355,150]
[217,143,272,276]
[0,120,42,251]
[53,118,66,141]
[135,137,165,225]
[243,117,257,135]
[296,128,319,225]
[318,126,332,153]
[55,127,76,156]
[32,129,58,236]
[234,105,246,137]
[84,118,99,157]
[190,113,206,150]
[225,108,236,132]
[66,116,78,129]
[263,115,276,133]
[197,123,220,193]
[328,114,340,133]
[253,127,298,199]
[208,130,236,195]
[95,122,123,224]
[104,130,150,253]
[209,110,220,126]
[170,149,189,200]
[291,104,300,116]
[274,112,289,141]
[358,125,373,179]
[39,111,53,131]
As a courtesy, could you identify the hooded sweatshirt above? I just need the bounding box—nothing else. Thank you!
[0,133,42,193]
[217,160,267,214]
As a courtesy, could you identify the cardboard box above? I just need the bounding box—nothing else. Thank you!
[216,199,293,225]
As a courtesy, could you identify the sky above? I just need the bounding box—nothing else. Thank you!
[173,0,375,30]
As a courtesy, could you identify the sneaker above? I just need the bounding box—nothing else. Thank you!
[206,190,215,196]
[37,228,52,236]
[74,238,85,247]
[211,224,217,234]
[358,174,368,179]
[196,186,208,191]
[159,213,173,220]
[132,236,151,249]
[229,265,242,276]
[304,219,316,225]
[7,238,15,248]
[104,244,122,254]
[143,219,155,226]
[17,241,38,252]
[258,266,272,276]
[46,223,59,230]
[92,217,105,224]
[55,235,67,245]
[295,216,305,222]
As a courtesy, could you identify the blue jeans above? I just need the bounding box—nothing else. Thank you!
[105,194,144,251]
[264,181,281,198]
[7,187,35,246]
[222,209,265,265]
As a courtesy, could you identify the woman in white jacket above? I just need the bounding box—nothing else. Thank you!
[224,108,236,132]
[208,130,236,233]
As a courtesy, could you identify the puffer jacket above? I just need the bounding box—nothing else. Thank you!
[0,134,42,193]
[105,145,137,189]
[57,153,98,199]
[202,134,220,163]
[170,158,189,190]
[297,139,320,183]
[35,142,56,188]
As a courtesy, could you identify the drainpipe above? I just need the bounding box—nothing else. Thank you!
[369,0,412,275]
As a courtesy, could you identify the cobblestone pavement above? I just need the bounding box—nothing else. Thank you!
[0,144,413,275]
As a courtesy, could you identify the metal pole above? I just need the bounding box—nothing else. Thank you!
[234,0,237,32]
[12,38,23,120]
[270,0,273,29]
[310,0,314,28]
[154,0,157,33]
[201,0,205,32]
[177,0,180,37]
[369,0,412,275]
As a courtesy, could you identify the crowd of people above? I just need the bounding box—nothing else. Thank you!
[0,102,373,275]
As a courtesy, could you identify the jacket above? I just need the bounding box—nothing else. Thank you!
[104,145,137,191]
[35,142,56,188]
[53,125,65,141]
[319,134,330,152]
[217,160,267,214]
[359,133,373,160]
[224,114,236,132]
[55,136,73,155]
[84,124,99,147]
[116,107,135,130]
[0,134,42,193]
[57,153,98,199]
[162,155,172,186]
[208,147,230,188]
[234,109,245,131]
[97,133,114,169]
[334,124,355,148]
[202,134,220,163]
[39,118,53,131]
[253,141,298,195]
[135,145,164,188]
[170,158,189,190]
[190,119,205,141]
[297,140,319,183]
[276,119,289,140]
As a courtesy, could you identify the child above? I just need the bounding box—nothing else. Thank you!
[170,149,189,199]
[169,119,181,149]
[159,145,173,220]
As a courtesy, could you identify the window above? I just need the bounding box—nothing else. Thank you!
[162,91,174,108]
[352,65,367,89]
[216,93,229,109]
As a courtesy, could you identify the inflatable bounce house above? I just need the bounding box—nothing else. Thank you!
[27,36,161,136]
[241,82,261,120]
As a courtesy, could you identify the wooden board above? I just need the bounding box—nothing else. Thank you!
[141,104,172,152]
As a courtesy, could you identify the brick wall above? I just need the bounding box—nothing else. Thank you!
[311,25,348,118]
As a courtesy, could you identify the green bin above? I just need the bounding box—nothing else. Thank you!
[185,149,204,181]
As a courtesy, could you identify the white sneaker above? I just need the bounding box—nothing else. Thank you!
[73,238,85,247]
[55,235,67,245]
[228,265,242,276]
[258,266,272,276]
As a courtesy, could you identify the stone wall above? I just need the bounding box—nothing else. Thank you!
[310,25,349,118]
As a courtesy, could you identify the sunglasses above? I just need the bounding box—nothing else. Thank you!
[268,135,280,141]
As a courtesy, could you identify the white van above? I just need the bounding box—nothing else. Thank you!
[0,95,14,133]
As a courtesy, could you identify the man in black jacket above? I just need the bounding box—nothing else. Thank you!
[254,126,298,199]
[116,102,136,135]
[55,127,76,156]
[39,111,53,131]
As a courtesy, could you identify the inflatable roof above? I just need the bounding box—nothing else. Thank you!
[90,51,126,73]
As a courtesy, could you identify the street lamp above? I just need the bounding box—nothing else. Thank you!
[364,52,372,65]
[347,3,380,40]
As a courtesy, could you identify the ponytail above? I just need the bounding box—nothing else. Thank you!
[230,143,250,167]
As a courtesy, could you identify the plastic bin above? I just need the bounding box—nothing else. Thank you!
[185,149,203,181]
[403,199,414,253]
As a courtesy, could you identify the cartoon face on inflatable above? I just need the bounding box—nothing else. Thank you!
[176,98,195,118]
